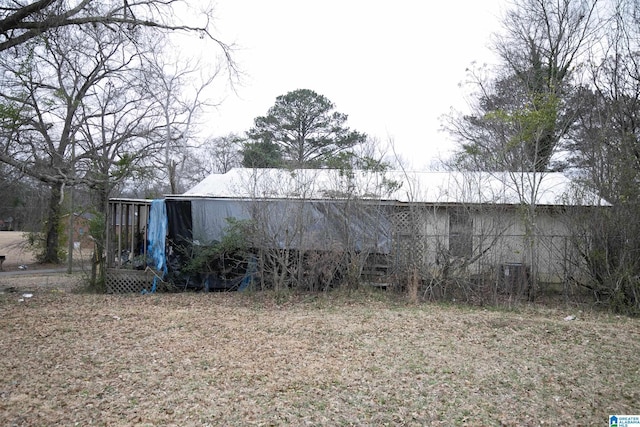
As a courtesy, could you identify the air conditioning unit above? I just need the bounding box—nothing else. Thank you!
[498,263,530,295]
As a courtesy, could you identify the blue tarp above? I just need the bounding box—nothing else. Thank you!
[145,199,168,293]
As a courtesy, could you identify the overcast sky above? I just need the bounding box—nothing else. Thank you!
[205,1,505,169]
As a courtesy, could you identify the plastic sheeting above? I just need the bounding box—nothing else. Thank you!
[166,200,192,245]
[191,199,249,245]
[188,198,392,254]
[147,199,168,273]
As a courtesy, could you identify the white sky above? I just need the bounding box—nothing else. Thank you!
[203,0,504,169]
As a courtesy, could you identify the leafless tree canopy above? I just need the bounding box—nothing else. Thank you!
[443,0,640,313]
[447,0,602,172]
[0,1,230,52]
[0,0,236,265]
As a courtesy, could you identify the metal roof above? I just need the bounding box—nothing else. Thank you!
[182,168,608,207]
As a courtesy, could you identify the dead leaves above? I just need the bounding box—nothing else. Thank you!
[0,292,637,426]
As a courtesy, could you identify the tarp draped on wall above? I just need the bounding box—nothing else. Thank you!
[172,198,393,254]
[148,199,167,273]
[190,199,247,245]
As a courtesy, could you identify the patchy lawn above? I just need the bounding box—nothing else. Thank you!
[0,278,638,426]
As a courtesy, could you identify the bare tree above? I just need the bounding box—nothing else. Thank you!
[0,24,144,262]
[200,133,244,174]
[0,0,234,58]
[0,2,235,265]
[442,0,610,304]
[140,44,223,194]
[564,0,640,312]
[446,0,602,172]
[0,163,48,231]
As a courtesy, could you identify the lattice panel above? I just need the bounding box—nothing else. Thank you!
[391,208,427,271]
[394,237,426,269]
[392,209,413,234]
[106,268,154,294]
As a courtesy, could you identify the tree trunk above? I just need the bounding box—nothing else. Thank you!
[43,182,63,264]
[89,186,110,287]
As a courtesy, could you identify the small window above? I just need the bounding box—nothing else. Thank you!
[449,208,472,258]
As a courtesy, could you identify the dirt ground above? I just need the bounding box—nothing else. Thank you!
[0,230,85,303]
[0,231,36,269]
[0,231,92,278]
[0,275,638,426]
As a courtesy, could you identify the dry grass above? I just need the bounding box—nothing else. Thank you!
[0,274,638,427]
